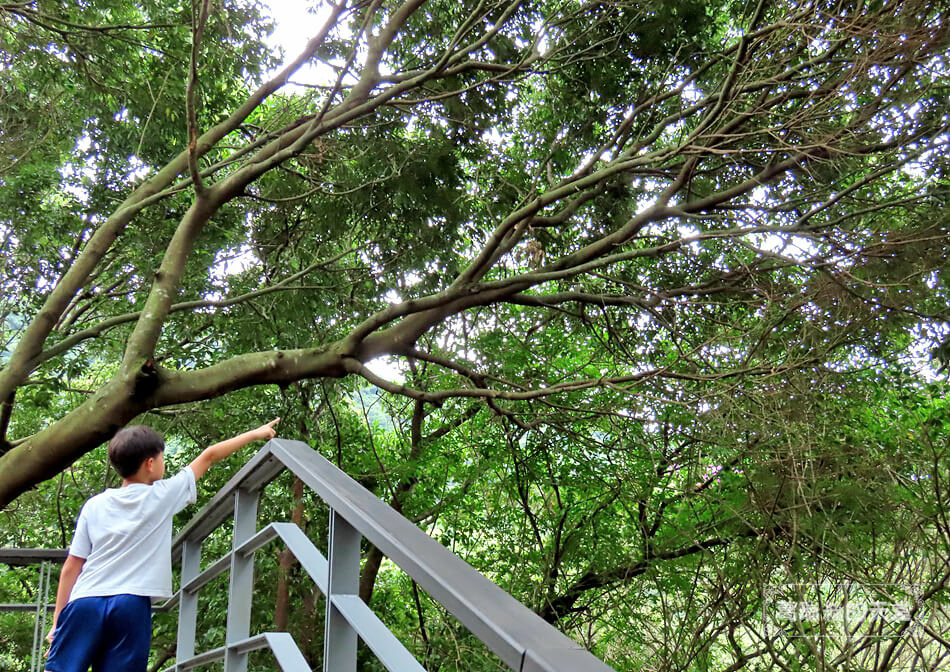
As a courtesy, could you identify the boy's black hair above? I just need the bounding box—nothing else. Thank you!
[108,425,164,478]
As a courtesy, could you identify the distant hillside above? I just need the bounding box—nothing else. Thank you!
[352,385,395,430]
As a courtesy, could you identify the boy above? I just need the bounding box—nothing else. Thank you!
[44,418,280,672]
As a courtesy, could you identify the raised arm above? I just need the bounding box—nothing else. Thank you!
[188,418,279,482]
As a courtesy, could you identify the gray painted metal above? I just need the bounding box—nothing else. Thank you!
[259,632,312,671]
[173,643,226,670]
[158,521,328,618]
[331,594,426,672]
[267,439,616,672]
[0,557,57,672]
[224,488,259,672]
[524,648,621,672]
[324,511,360,672]
[40,562,51,670]
[175,520,426,672]
[29,561,51,672]
[0,549,67,565]
[266,522,329,594]
[166,633,310,672]
[172,451,283,563]
[182,548,230,594]
[154,590,179,613]
[0,553,58,672]
[229,633,270,654]
[236,522,278,557]
[176,539,201,663]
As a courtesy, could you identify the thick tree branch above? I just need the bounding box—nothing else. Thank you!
[186,0,211,195]
[345,356,805,405]
[0,0,349,432]
[30,252,353,369]
[120,196,218,373]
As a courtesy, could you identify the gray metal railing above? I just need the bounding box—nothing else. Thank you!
[0,548,67,672]
[161,437,616,672]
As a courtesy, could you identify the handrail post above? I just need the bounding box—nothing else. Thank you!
[30,561,50,672]
[176,539,202,669]
[324,510,360,672]
[224,488,259,672]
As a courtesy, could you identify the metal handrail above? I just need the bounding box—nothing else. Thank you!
[0,549,65,671]
[173,632,310,671]
[0,549,68,566]
[164,438,615,672]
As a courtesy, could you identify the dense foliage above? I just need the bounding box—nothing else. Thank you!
[1,0,949,669]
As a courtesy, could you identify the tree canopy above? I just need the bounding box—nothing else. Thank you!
[1,0,950,669]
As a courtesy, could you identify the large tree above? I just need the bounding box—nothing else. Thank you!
[0,0,947,526]
[6,2,950,666]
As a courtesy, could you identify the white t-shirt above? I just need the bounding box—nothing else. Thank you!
[68,467,197,602]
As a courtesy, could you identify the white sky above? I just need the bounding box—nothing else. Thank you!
[266,0,321,52]
[264,0,338,90]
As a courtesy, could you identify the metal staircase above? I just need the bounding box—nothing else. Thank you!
[3,438,616,672]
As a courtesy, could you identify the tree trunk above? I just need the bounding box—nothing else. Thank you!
[274,476,305,630]
[359,544,385,605]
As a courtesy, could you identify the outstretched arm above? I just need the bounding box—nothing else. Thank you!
[188,418,280,482]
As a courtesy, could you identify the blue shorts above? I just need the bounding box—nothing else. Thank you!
[45,594,152,672]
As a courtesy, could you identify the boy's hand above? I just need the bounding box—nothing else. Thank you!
[252,418,280,441]
[190,418,281,482]
[45,624,55,655]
